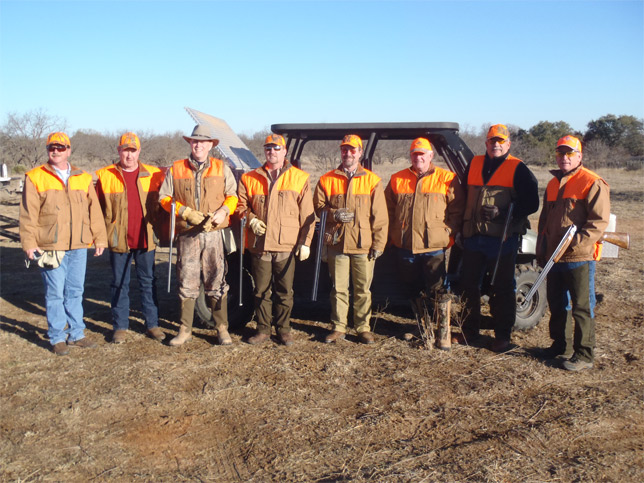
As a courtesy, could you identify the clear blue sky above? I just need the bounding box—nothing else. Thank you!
[1,0,642,136]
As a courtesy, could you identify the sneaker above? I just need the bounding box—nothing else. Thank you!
[562,356,594,372]
[357,331,375,345]
[324,330,346,344]
[112,329,128,344]
[278,332,294,346]
[247,332,270,345]
[53,342,69,356]
[146,327,165,342]
[67,337,97,349]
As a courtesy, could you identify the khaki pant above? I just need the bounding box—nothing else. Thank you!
[250,251,296,335]
[176,231,228,301]
[327,247,375,333]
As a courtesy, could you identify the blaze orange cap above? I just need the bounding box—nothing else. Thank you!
[410,137,433,154]
[118,132,141,150]
[46,132,70,147]
[341,134,362,149]
[487,124,510,140]
[263,134,286,147]
[557,135,582,153]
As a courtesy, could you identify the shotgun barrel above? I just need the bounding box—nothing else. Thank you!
[167,200,176,293]
[311,209,328,302]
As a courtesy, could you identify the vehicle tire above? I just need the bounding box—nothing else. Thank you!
[195,265,255,330]
[514,264,547,331]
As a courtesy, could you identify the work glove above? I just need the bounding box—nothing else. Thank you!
[181,206,206,226]
[480,204,500,222]
[296,244,310,261]
[334,208,355,223]
[203,214,216,232]
[368,248,383,261]
[249,217,267,236]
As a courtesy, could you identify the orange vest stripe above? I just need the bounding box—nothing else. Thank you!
[468,155,521,187]
[319,171,380,197]
[390,168,453,195]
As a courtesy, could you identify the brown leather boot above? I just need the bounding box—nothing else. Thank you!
[209,295,232,345]
[170,298,195,347]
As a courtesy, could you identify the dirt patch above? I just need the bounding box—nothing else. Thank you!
[1,166,643,481]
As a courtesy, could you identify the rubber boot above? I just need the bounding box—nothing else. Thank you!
[209,295,232,346]
[435,293,452,351]
[169,298,195,347]
[412,296,434,349]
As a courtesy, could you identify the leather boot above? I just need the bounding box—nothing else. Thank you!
[209,295,232,346]
[169,298,195,347]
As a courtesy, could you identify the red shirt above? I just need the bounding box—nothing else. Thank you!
[122,168,147,249]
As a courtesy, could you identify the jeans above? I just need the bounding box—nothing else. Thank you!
[40,248,87,345]
[110,249,159,331]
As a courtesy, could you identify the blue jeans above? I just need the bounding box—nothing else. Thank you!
[110,249,159,331]
[40,248,87,345]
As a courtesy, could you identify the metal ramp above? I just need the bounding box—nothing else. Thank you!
[185,107,261,172]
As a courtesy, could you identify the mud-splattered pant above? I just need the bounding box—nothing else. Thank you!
[176,230,228,301]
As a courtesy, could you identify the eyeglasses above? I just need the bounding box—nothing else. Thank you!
[48,145,68,152]
[487,138,508,145]
[555,150,580,158]
[264,145,283,151]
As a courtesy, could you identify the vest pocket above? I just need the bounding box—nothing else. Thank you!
[38,214,58,245]
[279,217,299,245]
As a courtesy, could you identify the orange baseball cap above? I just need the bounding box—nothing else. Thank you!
[410,138,433,154]
[264,134,286,146]
[557,135,582,153]
[118,132,141,150]
[341,134,362,149]
[46,132,70,147]
[487,124,510,140]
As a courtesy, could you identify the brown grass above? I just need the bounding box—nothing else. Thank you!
[1,164,643,481]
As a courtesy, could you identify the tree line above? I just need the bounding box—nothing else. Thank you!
[1,109,642,174]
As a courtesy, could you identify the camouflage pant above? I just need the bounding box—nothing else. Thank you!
[176,231,228,301]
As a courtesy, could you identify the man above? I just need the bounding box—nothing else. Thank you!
[159,125,238,347]
[313,134,388,344]
[537,135,610,371]
[455,124,539,352]
[385,138,465,326]
[96,132,165,344]
[237,134,315,346]
[19,132,107,356]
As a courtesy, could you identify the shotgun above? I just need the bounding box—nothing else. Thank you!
[311,209,328,302]
[167,199,176,293]
[238,215,246,306]
[490,202,514,286]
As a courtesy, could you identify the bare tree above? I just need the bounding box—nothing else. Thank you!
[1,109,67,169]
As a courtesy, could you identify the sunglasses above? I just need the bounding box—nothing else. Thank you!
[555,150,579,158]
[264,145,283,151]
[488,138,508,145]
[341,146,358,153]
[48,145,68,152]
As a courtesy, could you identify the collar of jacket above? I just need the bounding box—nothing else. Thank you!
[261,160,291,177]
[45,162,84,178]
[187,156,212,171]
[550,163,584,181]
[114,162,151,178]
[334,164,367,178]
[409,164,436,179]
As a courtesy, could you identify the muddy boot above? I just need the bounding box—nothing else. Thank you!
[169,298,195,347]
[435,293,452,351]
[209,295,232,346]
[411,296,434,349]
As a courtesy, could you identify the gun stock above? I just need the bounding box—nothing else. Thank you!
[601,231,630,250]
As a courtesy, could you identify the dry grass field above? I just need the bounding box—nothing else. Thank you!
[1,162,643,482]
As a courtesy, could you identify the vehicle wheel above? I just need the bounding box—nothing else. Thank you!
[514,264,547,331]
[195,264,255,330]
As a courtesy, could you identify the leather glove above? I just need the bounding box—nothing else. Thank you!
[368,249,383,261]
[181,206,206,226]
[203,214,216,232]
[334,208,355,223]
[296,244,310,261]
[480,204,500,222]
[249,217,267,236]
